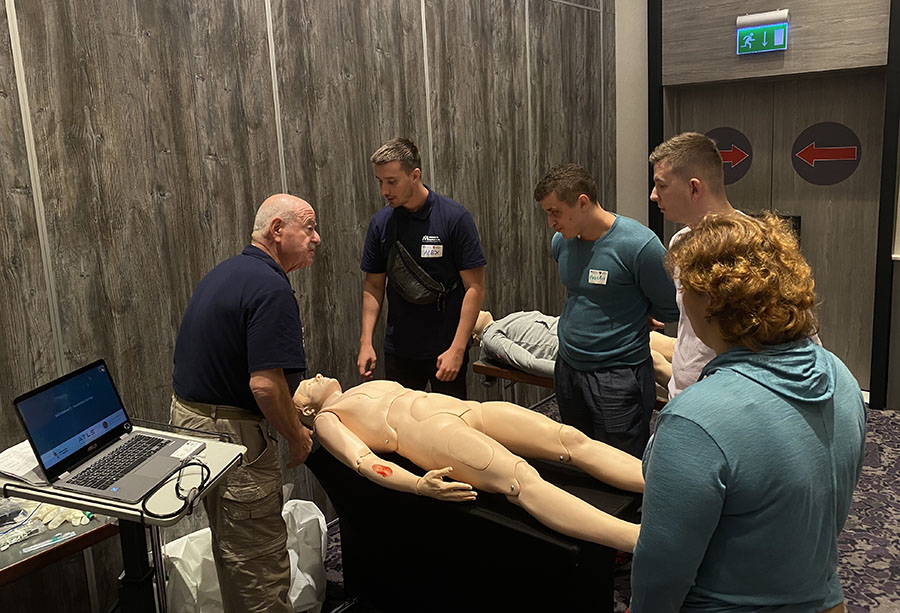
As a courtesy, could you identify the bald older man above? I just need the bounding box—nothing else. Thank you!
[171,194,320,612]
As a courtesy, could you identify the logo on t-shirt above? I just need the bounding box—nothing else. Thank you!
[421,235,443,258]
[588,269,608,285]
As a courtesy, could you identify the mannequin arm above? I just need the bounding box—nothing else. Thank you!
[314,412,476,501]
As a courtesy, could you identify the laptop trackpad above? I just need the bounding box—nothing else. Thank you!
[136,455,180,479]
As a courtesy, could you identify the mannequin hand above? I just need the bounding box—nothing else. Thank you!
[435,347,464,382]
[415,467,477,502]
[357,345,377,379]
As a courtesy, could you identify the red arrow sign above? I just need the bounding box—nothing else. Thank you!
[795,142,858,167]
[719,145,749,168]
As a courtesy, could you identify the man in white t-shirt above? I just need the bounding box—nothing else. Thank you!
[649,132,736,399]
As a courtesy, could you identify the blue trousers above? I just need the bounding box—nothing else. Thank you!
[385,350,469,400]
[554,356,655,458]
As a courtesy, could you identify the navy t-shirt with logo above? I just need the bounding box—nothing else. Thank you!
[361,188,487,359]
[173,245,306,415]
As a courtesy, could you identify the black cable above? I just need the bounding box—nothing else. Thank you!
[141,460,211,520]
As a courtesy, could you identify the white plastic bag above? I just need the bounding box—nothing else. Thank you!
[164,499,327,612]
[164,528,222,612]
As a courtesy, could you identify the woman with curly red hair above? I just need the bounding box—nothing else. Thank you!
[630,213,866,613]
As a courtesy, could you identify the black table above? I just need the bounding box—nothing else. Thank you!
[0,513,118,587]
[307,445,641,613]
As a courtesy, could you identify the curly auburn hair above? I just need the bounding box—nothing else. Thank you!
[666,213,818,351]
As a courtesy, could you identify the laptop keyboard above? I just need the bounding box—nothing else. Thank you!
[69,434,170,490]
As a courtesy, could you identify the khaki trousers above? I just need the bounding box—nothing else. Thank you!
[170,396,292,613]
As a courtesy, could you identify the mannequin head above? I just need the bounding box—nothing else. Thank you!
[294,374,343,426]
[666,212,818,352]
[472,310,495,344]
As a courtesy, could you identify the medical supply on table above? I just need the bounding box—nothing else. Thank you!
[21,530,77,554]
[0,498,25,527]
[0,519,47,551]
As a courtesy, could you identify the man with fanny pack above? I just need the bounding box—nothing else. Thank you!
[358,138,486,399]
[170,194,318,612]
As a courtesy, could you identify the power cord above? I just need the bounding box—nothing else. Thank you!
[141,459,211,520]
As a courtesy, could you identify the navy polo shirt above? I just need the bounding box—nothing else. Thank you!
[361,188,486,359]
[173,245,306,415]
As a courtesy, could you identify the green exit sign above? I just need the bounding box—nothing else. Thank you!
[736,23,788,55]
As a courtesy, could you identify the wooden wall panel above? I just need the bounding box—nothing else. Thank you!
[772,72,884,387]
[553,0,606,9]
[423,0,538,404]
[530,0,616,321]
[273,0,428,389]
[424,0,531,319]
[15,0,282,430]
[0,0,619,513]
[662,81,775,243]
[662,0,890,86]
[0,3,56,443]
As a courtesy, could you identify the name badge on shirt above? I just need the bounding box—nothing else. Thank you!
[588,269,608,285]
[422,244,443,258]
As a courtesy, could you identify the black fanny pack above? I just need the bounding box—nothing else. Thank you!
[387,241,459,309]
[385,211,459,310]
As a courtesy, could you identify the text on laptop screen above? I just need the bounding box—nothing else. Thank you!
[17,363,128,469]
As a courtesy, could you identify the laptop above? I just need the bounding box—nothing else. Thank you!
[13,359,205,504]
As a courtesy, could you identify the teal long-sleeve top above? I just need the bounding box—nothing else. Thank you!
[631,340,866,612]
[552,215,678,370]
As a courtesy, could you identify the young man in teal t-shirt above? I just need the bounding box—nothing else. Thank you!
[535,164,678,457]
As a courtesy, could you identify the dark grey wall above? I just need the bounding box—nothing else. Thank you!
[888,261,900,408]
[663,72,884,389]
[658,0,890,391]
[0,0,615,606]
[662,0,890,85]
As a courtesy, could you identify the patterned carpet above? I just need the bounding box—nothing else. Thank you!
[839,408,900,613]
[322,404,900,612]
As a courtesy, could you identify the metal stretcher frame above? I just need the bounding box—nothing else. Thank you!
[472,358,555,389]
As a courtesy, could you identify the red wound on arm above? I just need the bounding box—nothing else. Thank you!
[372,464,393,477]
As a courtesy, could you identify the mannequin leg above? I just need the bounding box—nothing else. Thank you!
[430,425,640,551]
[509,461,641,552]
[651,349,673,389]
[470,402,643,493]
[650,331,675,363]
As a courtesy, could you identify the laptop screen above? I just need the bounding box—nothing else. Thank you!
[14,360,131,480]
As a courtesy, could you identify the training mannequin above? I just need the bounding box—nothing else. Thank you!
[294,375,644,552]
[474,310,675,388]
